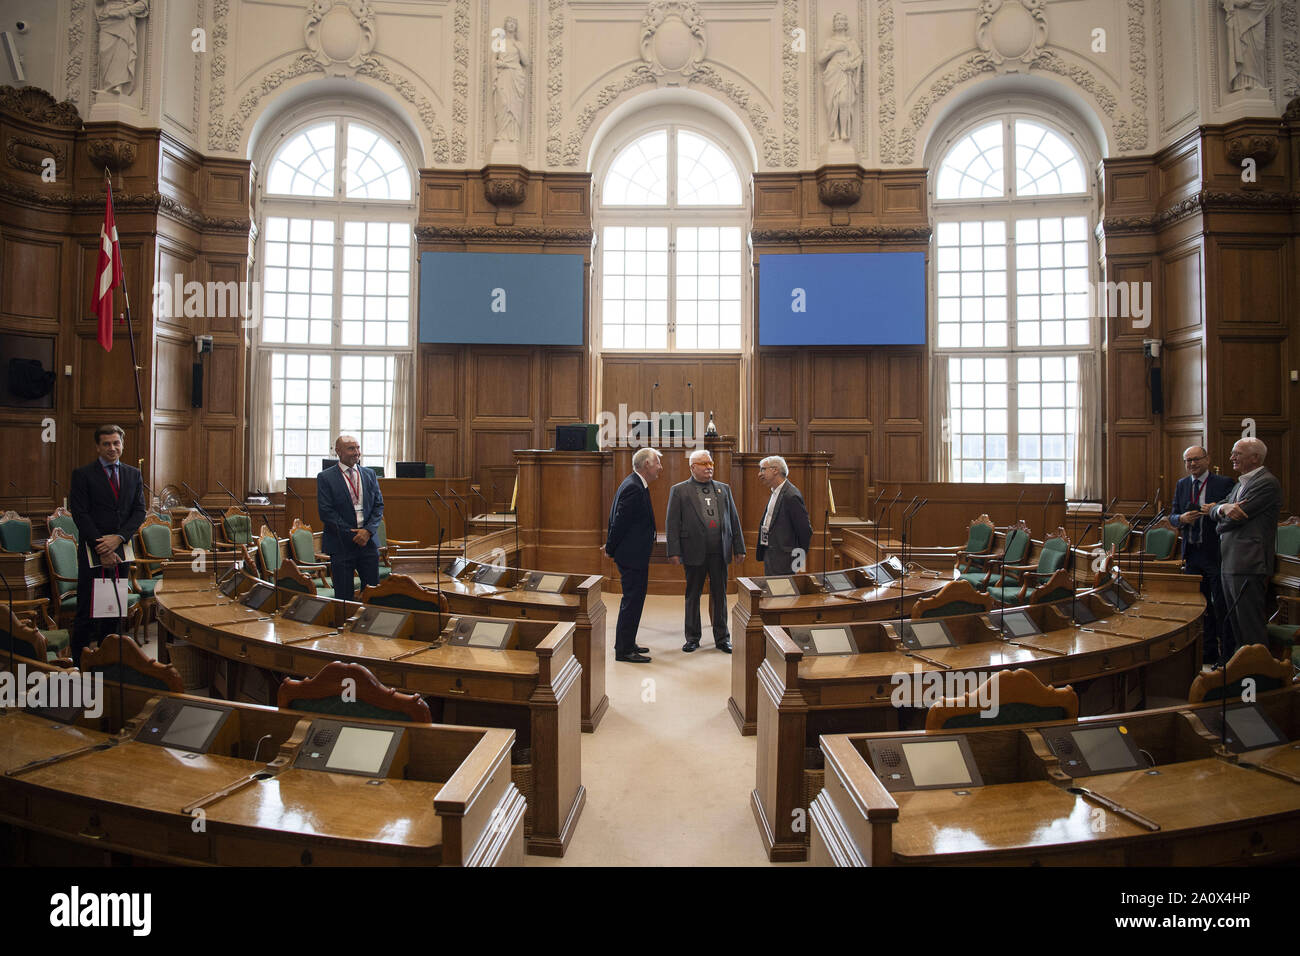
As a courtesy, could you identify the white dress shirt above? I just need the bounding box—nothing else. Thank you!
[339,463,365,525]
[760,479,785,545]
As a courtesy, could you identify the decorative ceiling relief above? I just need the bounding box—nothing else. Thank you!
[304,0,377,76]
[974,0,1049,73]
[639,0,708,82]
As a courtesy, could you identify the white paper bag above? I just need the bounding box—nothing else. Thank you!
[91,575,130,619]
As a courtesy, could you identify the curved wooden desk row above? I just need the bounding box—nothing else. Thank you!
[730,565,954,735]
[810,684,1300,866]
[388,554,608,733]
[0,664,524,867]
[752,572,1207,860]
[154,569,584,857]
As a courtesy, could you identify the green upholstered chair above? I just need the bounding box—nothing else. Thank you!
[986,531,1072,604]
[46,507,79,544]
[1276,516,1300,559]
[132,513,192,629]
[925,669,1078,731]
[1266,596,1300,669]
[1188,644,1293,703]
[43,527,81,628]
[277,560,333,598]
[375,519,418,581]
[255,527,334,598]
[360,573,448,614]
[1141,517,1179,560]
[911,578,993,619]
[81,633,184,693]
[255,526,283,579]
[180,509,228,553]
[0,510,33,553]
[1101,515,1132,553]
[286,519,335,590]
[219,506,254,549]
[959,522,1032,589]
[277,660,432,723]
[0,606,71,662]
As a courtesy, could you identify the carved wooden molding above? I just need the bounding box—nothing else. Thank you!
[85,138,137,173]
[0,178,251,233]
[414,223,593,243]
[278,659,433,722]
[750,224,932,243]
[0,85,83,128]
[82,634,184,692]
[5,134,67,176]
[1224,133,1279,167]
[481,164,529,207]
[815,165,865,207]
[1101,189,1299,233]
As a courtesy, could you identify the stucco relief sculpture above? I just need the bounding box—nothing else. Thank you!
[94,0,150,95]
[493,17,529,143]
[1222,0,1271,92]
[819,13,862,144]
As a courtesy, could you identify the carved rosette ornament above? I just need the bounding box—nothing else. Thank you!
[481,165,529,224]
[86,138,137,173]
[1224,133,1279,168]
[305,0,377,77]
[815,165,865,224]
[639,1,708,85]
[0,86,83,128]
[974,0,1049,74]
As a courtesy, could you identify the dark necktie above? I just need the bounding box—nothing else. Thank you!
[1189,478,1202,545]
[107,464,120,498]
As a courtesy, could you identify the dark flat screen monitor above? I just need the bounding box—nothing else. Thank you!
[998,610,1040,637]
[396,461,426,478]
[241,583,275,610]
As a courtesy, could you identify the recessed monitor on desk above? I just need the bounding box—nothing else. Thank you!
[865,735,984,792]
[134,700,234,755]
[763,578,799,598]
[1071,601,1098,625]
[283,594,331,625]
[1041,722,1145,777]
[218,566,243,599]
[1098,586,1131,611]
[446,557,471,578]
[293,719,405,778]
[788,626,856,656]
[472,565,509,587]
[444,618,516,649]
[350,606,413,640]
[241,583,276,611]
[1198,704,1288,753]
[897,620,955,650]
[994,609,1040,637]
[868,558,903,584]
[821,572,855,592]
[524,572,569,593]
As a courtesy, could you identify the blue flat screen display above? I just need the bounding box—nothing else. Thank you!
[758,252,926,345]
[419,252,585,345]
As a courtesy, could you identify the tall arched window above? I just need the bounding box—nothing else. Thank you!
[595,124,747,351]
[929,111,1099,496]
[254,110,416,486]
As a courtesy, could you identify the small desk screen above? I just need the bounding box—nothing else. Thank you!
[364,610,406,638]
[242,583,274,609]
[1072,726,1139,773]
[535,574,566,592]
[1072,601,1098,624]
[823,573,853,591]
[467,621,511,648]
[910,621,952,648]
[1100,587,1131,611]
[809,628,854,655]
[901,740,973,787]
[1225,707,1284,749]
[766,578,798,597]
[871,562,896,583]
[285,596,328,624]
[218,569,241,598]
[325,727,395,776]
[1001,611,1040,637]
[161,706,226,752]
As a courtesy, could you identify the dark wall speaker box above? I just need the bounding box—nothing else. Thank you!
[555,423,599,452]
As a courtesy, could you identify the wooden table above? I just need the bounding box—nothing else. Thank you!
[809,687,1300,866]
[0,692,524,866]
[154,578,585,857]
[752,572,1206,861]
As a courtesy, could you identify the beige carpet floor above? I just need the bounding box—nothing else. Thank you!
[527,593,795,867]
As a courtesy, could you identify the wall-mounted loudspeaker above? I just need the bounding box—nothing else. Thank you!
[191,362,203,408]
[1148,367,1163,415]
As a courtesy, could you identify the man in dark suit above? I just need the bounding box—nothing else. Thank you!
[69,425,146,658]
[604,447,663,663]
[666,449,745,653]
[316,434,384,602]
[1170,445,1236,664]
[755,455,813,576]
[1207,437,1282,656]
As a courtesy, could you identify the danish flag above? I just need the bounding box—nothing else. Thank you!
[95,178,123,351]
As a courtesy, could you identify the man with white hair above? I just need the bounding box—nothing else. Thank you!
[665,448,745,653]
[1204,437,1282,655]
[755,455,812,576]
[605,447,663,663]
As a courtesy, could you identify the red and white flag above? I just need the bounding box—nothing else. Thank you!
[95,179,123,351]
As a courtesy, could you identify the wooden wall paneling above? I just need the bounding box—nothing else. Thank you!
[153,333,193,413]
[808,430,869,518]
[420,429,460,478]
[0,412,58,504]
[1,234,61,321]
[699,359,740,440]
[757,351,797,424]
[1217,242,1286,327]
[206,343,239,416]
[809,352,869,421]
[545,350,583,421]
[1162,339,1204,421]
[421,349,461,418]
[472,350,533,420]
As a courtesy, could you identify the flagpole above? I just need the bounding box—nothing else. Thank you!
[105,168,145,424]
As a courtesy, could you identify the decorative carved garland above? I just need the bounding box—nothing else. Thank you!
[1101,189,1298,233]
[750,224,933,243]
[877,0,896,164]
[65,0,87,107]
[545,0,566,167]
[1224,134,1279,167]
[415,224,594,243]
[0,86,83,128]
[5,134,67,176]
[781,0,799,166]
[0,177,252,233]
[86,138,137,172]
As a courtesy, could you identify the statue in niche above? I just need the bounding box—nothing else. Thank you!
[493,17,529,143]
[95,0,151,95]
[818,12,862,143]
[1222,0,1271,93]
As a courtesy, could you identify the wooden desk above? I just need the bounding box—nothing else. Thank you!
[752,573,1206,861]
[0,690,524,866]
[155,579,584,857]
[809,688,1300,866]
[871,481,1066,548]
[729,568,951,735]
[285,476,472,546]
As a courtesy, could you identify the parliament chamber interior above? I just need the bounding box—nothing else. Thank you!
[1,0,1299,891]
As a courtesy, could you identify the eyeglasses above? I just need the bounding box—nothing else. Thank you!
[1183,456,1205,463]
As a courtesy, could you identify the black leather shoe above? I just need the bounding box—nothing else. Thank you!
[715,639,732,653]
[615,652,652,663]
[682,639,700,653]
[635,645,649,653]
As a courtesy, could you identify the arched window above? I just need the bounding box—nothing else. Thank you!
[254,110,415,486]
[595,124,746,351]
[930,111,1098,495]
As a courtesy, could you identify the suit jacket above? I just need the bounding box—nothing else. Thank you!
[755,480,812,563]
[317,464,384,556]
[606,472,656,569]
[665,478,745,565]
[69,459,146,565]
[1170,472,1235,560]
[1213,466,1282,575]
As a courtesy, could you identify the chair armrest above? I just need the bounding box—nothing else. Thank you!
[387,537,420,548]
[1001,562,1038,573]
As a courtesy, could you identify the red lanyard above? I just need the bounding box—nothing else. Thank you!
[343,467,360,505]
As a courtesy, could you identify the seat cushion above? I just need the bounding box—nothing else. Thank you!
[134,578,158,597]
[40,628,70,652]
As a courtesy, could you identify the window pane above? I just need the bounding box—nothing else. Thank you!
[677,131,742,205]
[602,130,668,205]
[345,123,411,200]
[1015,120,1086,196]
[935,121,1004,200]
[267,122,336,197]
[601,225,669,350]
